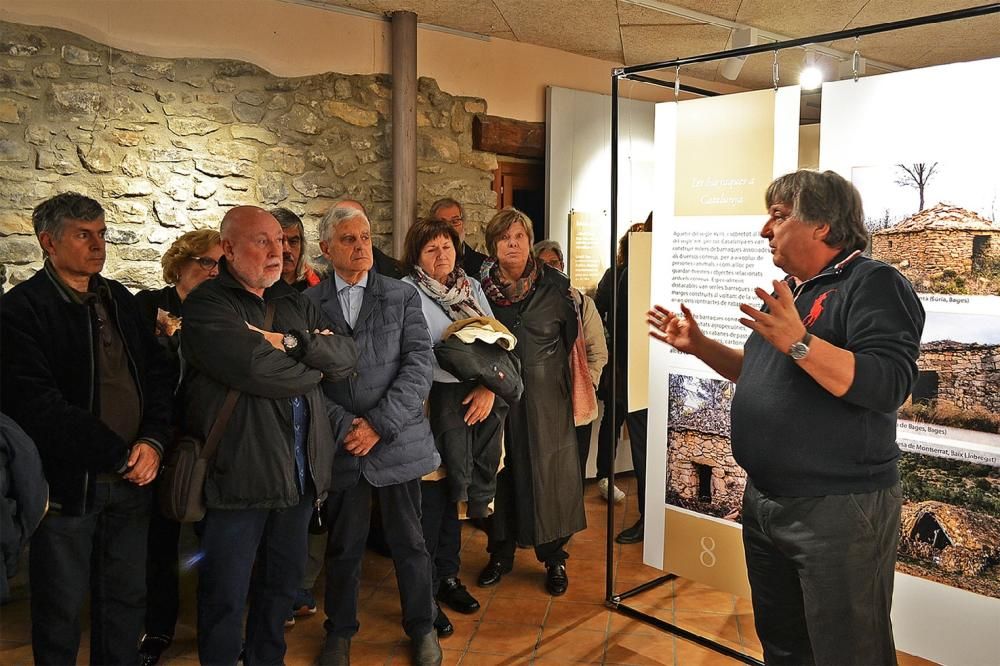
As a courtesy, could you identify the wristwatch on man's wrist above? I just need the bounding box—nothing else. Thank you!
[282,332,299,352]
[788,332,813,360]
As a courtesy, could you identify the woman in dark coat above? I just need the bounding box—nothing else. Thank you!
[476,208,586,596]
[133,229,221,666]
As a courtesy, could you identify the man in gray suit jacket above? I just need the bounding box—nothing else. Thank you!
[306,205,442,666]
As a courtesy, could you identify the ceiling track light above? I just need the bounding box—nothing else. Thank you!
[799,50,824,90]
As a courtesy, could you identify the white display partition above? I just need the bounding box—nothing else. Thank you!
[643,86,801,577]
[820,57,1000,666]
[546,86,655,270]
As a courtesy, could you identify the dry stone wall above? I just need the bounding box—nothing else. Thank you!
[667,427,746,513]
[872,229,1000,289]
[918,342,1000,413]
[0,21,498,290]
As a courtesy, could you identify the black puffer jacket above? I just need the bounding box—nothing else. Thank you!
[0,264,175,515]
[180,259,358,509]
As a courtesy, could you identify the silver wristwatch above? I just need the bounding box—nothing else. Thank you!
[282,332,299,351]
[788,332,813,360]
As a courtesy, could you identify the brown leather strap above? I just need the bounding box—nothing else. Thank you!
[199,301,276,461]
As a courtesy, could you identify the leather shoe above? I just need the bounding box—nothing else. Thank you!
[433,604,454,637]
[477,557,513,587]
[412,630,443,665]
[138,633,171,666]
[615,519,644,544]
[318,634,350,666]
[545,562,569,596]
[437,576,480,613]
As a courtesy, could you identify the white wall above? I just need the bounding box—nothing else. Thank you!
[545,86,655,270]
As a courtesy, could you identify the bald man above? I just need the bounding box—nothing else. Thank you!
[180,206,357,666]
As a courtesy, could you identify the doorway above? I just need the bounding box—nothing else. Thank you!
[493,161,544,241]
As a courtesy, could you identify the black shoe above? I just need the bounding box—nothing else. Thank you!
[437,576,480,613]
[433,604,454,637]
[412,630,443,665]
[477,557,513,587]
[138,633,171,666]
[615,519,644,544]
[545,562,569,596]
[318,634,351,666]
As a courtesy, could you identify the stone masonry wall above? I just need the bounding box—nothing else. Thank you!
[918,344,1000,413]
[872,229,1000,289]
[0,21,498,290]
[667,428,746,513]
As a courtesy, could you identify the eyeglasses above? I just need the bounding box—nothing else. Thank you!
[192,257,219,270]
[444,216,464,225]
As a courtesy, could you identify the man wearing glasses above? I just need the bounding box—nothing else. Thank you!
[430,198,487,277]
[0,192,175,665]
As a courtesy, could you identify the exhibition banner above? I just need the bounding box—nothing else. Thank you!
[821,57,1000,665]
[643,87,800,596]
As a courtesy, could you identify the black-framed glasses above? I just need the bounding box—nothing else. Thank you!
[192,257,219,270]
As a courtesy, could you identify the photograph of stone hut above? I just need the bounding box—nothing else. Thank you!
[897,500,1000,598]
[665,375,746,520]
[912,340,1000,415]
[899,311,1000,435]
[871,203,1000,294]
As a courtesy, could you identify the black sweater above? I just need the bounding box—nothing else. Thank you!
[731,253,925,496]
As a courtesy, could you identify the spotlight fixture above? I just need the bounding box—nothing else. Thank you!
[799,51,823,90]
[720,26,757,80]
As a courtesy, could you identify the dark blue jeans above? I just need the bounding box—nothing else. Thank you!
[324,477,435,639]
[742,481,902,666]
[30,479,150,666]
[197,493,313,666]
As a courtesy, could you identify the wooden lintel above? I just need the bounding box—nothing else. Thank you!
[473,114,545,159]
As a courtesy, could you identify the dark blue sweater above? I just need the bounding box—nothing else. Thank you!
[731,253,925,496]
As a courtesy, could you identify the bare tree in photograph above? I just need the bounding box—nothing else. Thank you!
[895,162,939,213]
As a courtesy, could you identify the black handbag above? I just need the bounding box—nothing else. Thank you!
[434,336,523,402]
[157,303,273,522]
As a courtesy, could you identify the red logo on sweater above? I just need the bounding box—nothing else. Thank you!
[802,289,836,327]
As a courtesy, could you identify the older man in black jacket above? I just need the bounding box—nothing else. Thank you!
[307,205,442,666]
[181,206,357,666]
[0,192,175,666]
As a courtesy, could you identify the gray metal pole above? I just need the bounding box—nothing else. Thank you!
[391,10,417,257]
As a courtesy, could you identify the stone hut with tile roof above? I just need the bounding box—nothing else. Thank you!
[871,203,1000,287]
[899,501,1000,576]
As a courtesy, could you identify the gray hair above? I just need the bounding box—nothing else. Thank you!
[429,197,465,220]
[532,239,563,264]
[765,170,868,252]
[318,205,369,243]
[32,192,104,241]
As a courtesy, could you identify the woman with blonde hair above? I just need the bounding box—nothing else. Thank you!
[476,208,585,596]
[134,228,222,666]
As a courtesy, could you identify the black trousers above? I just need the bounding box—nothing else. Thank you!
[144,492,181,639]
[324,477,434,639]
[420,479,462,592]
[197,493,313,666]
[742,481,902,666]
[30,480,150,666]
[575,422,593,479]
[595,403,648,514]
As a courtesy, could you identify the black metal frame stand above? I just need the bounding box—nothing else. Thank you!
[602,4,1000,663]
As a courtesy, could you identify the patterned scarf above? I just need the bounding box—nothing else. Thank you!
[412,266,487,322]
[480,256,540,307]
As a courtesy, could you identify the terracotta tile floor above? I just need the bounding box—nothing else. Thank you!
[0,476,939,665]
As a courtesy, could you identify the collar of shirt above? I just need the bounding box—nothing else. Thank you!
[333,270,369,293]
